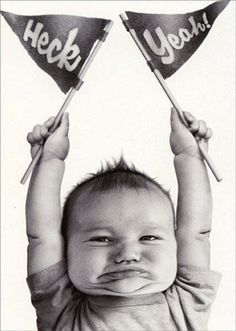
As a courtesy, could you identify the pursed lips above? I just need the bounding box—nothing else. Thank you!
[99,267,147,281]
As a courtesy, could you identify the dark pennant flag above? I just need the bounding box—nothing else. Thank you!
[124,0,230,78]
[1,11,111,93]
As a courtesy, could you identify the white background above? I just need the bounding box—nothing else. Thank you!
[1,1,235,330]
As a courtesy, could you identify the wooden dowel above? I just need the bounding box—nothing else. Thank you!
[120,13,222,182]
[79,21,113,80]
[20,81,82,185]
[153,69,222,181]
[197,141,222,181]
[20,20,113,185]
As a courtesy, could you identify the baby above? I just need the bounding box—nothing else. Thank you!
[26,109,221,330]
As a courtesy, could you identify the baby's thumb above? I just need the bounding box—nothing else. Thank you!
[57,112,69,136]
[170,108,186,132]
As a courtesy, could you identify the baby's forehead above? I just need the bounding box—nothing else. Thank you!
[70,186,174,230]
[75,184,170,208]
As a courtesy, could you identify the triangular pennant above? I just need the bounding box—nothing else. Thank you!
[1,11,111,93]
[125,0,230,78]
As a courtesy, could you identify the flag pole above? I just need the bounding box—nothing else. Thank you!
[120,13,222,182]
[20,20,113,185]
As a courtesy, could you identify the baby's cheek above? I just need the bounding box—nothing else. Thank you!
[145,244,168,261]
[68,249,107,289]
[146,244,177,271]
[80,247,110,276]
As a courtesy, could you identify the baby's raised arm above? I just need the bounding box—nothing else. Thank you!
[170,108,213,270]
[26,114,69,275]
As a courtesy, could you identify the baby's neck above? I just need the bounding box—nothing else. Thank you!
[86,292,164,307]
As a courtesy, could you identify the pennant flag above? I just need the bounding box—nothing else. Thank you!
[124,0,230,78]
[1,11,111,93]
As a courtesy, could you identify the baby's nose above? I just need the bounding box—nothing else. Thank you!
[114,242,141,264]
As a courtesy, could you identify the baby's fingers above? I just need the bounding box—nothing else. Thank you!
[183,111,212,140]
[197,120,208,138]
[183,112,199,133]
[28,124,44,145]
[183,112,204,137]
[27,117,54,145]
[192,120,213,140]
[56,113,69,137]
[43,116,55,129]
[204,127,213,140]
[184,112,204,134]
[183,111,195,124]
[26,132,35,145]
[27,131,42,146]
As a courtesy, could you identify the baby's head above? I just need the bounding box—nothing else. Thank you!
[62,158,177,297]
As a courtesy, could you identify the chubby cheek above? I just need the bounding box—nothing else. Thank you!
[68,243,110,286]
[146,244,177,280]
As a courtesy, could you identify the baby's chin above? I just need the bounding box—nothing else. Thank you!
[77,277,172,297]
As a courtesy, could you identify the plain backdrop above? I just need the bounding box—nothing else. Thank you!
[1,1,235,330]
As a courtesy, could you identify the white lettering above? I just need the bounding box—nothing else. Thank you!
[203,12,211,29]
[167,33,184,49]
[47,39,62,63]
[23,20,43,47]
[37,32,49,54]
[178,28,192,43]
[143,12,211,65]
[57,28,81,71]
[23,20,82,72]
[197,22,206,32]
[188,16,200,36]
[143,28,174,64]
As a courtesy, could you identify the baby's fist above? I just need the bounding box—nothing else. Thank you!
[27,113,70,161]
[170,108,212,157]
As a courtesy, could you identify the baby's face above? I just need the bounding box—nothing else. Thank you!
[67,187,177,297]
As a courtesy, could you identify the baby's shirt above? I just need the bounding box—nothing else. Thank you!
[27,260,221,331]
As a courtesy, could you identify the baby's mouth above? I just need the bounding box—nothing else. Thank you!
[99,268,147,281]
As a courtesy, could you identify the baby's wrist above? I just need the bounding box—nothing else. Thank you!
[40,152,66,164]
[174,150,204,165]
[173,146,203,160]
[41,150,67,162]
[32,152,65,182]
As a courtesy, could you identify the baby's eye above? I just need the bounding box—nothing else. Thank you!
[140,235,161,241]
[89,236,113,243]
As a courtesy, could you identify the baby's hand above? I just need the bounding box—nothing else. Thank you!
[170,108,212,158]
[27,113,70,161]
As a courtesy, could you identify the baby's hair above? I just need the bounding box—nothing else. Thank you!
[62,157,175,242]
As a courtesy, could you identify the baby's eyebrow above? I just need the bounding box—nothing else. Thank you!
[81,223,168,233]
[142,225,169,233]
[81,225,115,233]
